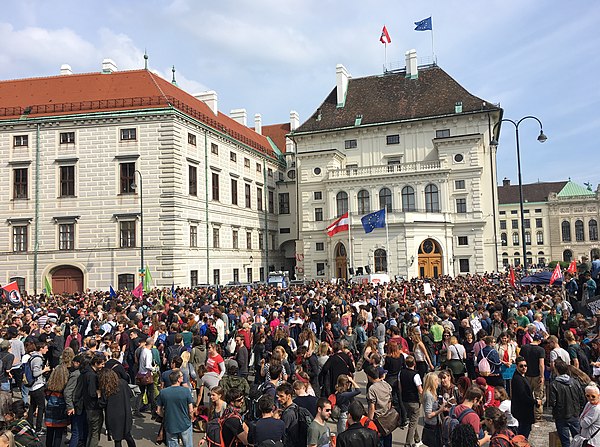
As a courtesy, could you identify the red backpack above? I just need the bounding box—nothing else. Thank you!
[206,412,243,447]
[494,433,532,447]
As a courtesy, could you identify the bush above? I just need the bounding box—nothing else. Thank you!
[548,261,570,269]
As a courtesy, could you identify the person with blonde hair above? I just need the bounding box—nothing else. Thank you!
[0,430,15,447]
[180,350,197,389]
[422,372,447,447]
[44,363,70,447]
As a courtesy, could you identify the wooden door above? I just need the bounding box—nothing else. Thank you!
[417,239,443,278]
[52,267,84,294]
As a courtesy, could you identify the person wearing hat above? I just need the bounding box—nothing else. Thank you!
[518,333,545,422]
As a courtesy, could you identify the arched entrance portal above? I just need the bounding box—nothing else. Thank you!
[335,242,348,280]
[418,239,443,278]
[52,266,84,295]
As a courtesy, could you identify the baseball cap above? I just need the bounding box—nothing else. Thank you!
[533,333,543,341]
[377,367,388,378]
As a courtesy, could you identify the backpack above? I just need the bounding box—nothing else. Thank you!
[441,406,475,447]
[327,394,341,420]
[72,373,85,414]
[478,350,492,376]
[247,382,276,421]
[571,344,592,376]
[156,333,167,345]
[22,354,41,387]
[167,345,184,364]
[494,433,532,447]
[282,404,313,447]
[206,412,243,447]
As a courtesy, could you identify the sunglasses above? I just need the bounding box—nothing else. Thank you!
[517,364,527,368]
[323,409,332,413]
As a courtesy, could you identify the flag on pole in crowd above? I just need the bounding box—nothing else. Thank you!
[361,209,386,234]
[217,286,222,303]
[550,263,563,285]
[509,267,516,288]
[414,17,432,31]
[379,25,391,44]
[132,282,143,299]
[567,260,577,274]
[143,265,153,292]
[1,281,22,306]
[171,282,176,298]
[326,212,349,237]
[109,285,117,298]
[44,276,53,295]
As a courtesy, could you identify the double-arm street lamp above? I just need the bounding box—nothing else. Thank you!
[132,170,144,280]
[491,116,547,275]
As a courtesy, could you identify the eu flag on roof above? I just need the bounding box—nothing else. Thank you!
[414,17,432,31]
[361,209,386,233]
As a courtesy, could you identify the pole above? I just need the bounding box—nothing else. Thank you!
[430,23,435,63]
[135,170,144,281]
[384,208,390,275]
[34,123,40,296]
[384,43,388,71]
[348,201,353,279]
[515,128,527,275]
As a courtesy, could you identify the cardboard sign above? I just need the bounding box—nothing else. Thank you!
[470,317,483,336]
[588,296,600,315]
[423,282,432,295]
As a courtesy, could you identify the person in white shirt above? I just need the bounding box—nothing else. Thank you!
[136,337,158,418]
[495,386,518,432]
[548,335,571,372]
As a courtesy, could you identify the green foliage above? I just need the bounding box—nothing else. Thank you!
[547,261,569,269]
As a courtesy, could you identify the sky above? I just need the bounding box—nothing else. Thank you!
[1,0,598,187]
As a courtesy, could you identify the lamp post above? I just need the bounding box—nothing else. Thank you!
[133,170,144,280]
[491,116,547,275]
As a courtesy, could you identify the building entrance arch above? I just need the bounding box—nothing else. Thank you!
[51,266,84,295]
[418,239,443,278]
[335,242,348,280]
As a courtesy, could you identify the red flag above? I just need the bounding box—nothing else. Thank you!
[567,260,577,275]
[132,282,143,299]
[326,212,349,237]
[509,267,516,288]
[549,263,563,285]
[380,25,391,44]
[1,281,21,306]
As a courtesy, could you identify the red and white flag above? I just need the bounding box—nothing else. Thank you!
[567,260,577,275]
[326,212,349,237]
[509,267,516,288]
[549,263,563,285]
[380,25,391,44]
[132,282,143,299]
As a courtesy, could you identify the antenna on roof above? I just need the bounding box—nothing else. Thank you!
[144,49,148,70]
[171,65,177,86]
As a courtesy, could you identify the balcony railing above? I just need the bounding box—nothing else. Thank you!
[328,160,442,179]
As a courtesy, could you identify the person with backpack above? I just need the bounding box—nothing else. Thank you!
[549,359,586,447]
[337,401,378,447]
[26,342,50,436]
[219,388,249,447]
[277,382,313,447]
[166,334,185,365]
[157,370,195,447]
[482,406,529,447]
[64,354,88,447]
[565,331,592,376]
[442,386,489,447]
[307,398,332,447]
[82,354,106,447]
[476,336,502,387]
[248,395,285,447]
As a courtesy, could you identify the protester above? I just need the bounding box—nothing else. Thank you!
[549,359,586,447]
[27,342,50,436]
[99,368,136,447]
[577,384,600,447]
[337,401,378,447]
[156,370,195,447]
[511,356,539,439]
[82,355,105,447]
[44,352,71,447]
[248,395,285,446]
[307,398,331,447]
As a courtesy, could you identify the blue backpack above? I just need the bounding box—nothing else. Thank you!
[23,354,42,387]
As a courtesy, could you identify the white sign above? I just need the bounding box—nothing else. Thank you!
[423,282,432,295]
[470,317,483,336]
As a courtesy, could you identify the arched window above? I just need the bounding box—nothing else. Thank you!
[357,189,370,214]
[563,250,573,263]
[575,220,585,241]
[512,232,519,246]
[590,219,598,241]
[379,188,392,212]
[424,184,439,212]
[374,248,387,272]
[536,231,544,245]
[336,191,348,217]
[402,186,415,212]
[501,233,507,246]
[562,221,571,242]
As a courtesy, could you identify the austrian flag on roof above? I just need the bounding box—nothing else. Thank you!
[326,212,349,237]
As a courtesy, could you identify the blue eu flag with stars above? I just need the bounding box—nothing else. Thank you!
[414,17,432,31]
[361,209,386,233]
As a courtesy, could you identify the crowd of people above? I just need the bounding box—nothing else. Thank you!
[0,269,597,447]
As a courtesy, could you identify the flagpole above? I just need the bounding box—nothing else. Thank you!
[430,16,435,63]
[384,43,388,71]
[384,209,391,276]
[348,206,353,279]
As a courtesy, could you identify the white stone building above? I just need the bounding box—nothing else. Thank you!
[0,61,285,294]
[289,51,503,279]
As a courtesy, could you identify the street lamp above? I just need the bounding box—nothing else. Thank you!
[491,116,547,274]
[132,170,144,280]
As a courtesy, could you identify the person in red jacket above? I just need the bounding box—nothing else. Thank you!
[475,377,500,409]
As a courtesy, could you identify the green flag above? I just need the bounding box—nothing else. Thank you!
[44,276,53,295]
[144,265,153,292]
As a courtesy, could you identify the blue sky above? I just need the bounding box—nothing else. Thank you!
[1,1,598,187]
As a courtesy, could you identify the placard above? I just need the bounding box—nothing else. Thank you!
[588,296,600,315]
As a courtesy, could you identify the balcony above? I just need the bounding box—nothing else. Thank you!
[327,160,444,180]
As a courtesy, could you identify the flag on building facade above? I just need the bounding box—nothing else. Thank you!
[44,276,53,295]
[550,263,563,285]
[2,281,21,306]
[414,17,432,31]
[109,285,117,298]
[509,267,516,288]
[326,212,349,237]
[361,209,386,234]
[380,25,391,44]
[567,260,577,274]
[132,282,143,299]
[143,265,153,292]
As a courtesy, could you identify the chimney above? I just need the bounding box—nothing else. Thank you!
[101,58,117,74]
[60,64,73,75]
[194,91,218,115]
[405,49,418,79]
[230,109,247,126]
[290,110,300,131]
[254,113,262,135]
[455,101,463,113]
[503,178,511,187]
[336,64,350,107]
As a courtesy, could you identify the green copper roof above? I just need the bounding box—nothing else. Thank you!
[557,181,595,197]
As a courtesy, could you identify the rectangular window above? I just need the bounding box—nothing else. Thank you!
[120,128,136,141]
[213,269,220,285]
[256,163,262,173]
[537,232,544,244]
[120,162,135,194]
[316,262,325,276]
[188,133,197,146]
[60,132,75,144]
[456,198,467,214]
[211,143,219,155]
[272,234,277,250]
[231,179,238,205]
[213,228,220,248]
[314,191,323,200]
[60,166,75,197]
[536,218,543,228]
[315,207,323,221]
[259,233,264,250]
[267,168,273,178]
[212,173,220,201]
[535,208,542,213]
[512,219,518,229]
[499,211,506,215]
[12,225,27,252]
[119,221,136,248]
[191,270,198,287]
[344,139,357,149]
[244,158,250,168]
[189,166,198,196]
[511,210,518,214]
[524,219,530,229]
[279,193,290,214]
[118,274,134,290]
[245,184,251,208]
[246,231,252,249]
[13,135,28,147]
[268,191,274,213]
[436,129,450,138]
[232,229,239,249]
[512,233,519,245]
[386,134,400,145]
[457,236,468,246]
[13,168,28,199]
[246,268,252,283]
[59,223,75,250]
[230,151,237,162]
[279,228,290,234]
[316,242,324,251]
[455,180,465,190]
[500,220,507,230]
[257,187,263,211]
[260,267,265,282]
[459,258,470,273]
[190,225,198,247]
[233,268,239,283]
